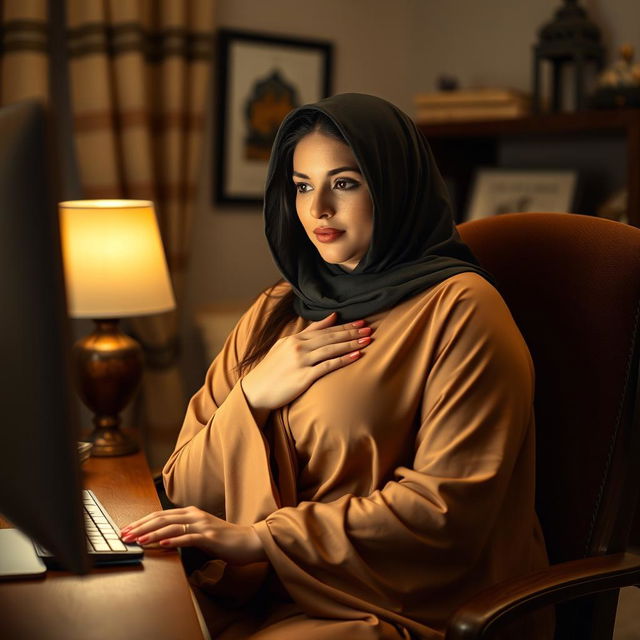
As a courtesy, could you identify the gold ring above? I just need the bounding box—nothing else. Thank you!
[183,523,189,534]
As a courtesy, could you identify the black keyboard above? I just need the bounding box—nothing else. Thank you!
[35,489,143,567]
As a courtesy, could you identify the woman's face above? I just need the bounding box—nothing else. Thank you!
[292,130,373,272]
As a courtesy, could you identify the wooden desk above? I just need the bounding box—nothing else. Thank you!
[0,451,204,640]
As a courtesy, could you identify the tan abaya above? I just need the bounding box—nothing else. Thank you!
[163,273,552,639]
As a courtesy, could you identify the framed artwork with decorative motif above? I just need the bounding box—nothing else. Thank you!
[214,29,333,206]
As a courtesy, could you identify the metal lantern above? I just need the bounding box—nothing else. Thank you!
[532,0,605,112]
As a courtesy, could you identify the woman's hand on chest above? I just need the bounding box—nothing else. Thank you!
[241,312,374,412]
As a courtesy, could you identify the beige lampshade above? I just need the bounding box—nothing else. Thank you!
[59,200,176,318]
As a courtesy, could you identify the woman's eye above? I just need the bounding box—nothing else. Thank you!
[294,182,311,194]
[334,178,358,190]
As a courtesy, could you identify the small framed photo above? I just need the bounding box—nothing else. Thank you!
[466,168,578,221]
[215,29,333,206]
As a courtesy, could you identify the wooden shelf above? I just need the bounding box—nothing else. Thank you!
[418,108,640,137]
[417,109,640,226]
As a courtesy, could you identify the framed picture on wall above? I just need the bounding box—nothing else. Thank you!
[466,168,579,221]
[215,29,333,206]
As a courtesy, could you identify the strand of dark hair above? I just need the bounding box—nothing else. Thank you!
[236,282,296,376]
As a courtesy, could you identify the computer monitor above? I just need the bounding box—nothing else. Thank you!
[0,100,89,573]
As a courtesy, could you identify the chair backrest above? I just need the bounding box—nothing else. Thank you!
[458,213,640,564]
[458,213,640,636]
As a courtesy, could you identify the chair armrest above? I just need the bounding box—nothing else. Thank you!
[445,552,640,640]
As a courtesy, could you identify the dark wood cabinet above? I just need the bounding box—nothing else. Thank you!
[419,108,640,227]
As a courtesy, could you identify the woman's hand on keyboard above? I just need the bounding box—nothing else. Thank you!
[120,506,266,564]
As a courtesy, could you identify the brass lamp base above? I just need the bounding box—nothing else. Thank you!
[73,319,143,457]
[88,420,139,457]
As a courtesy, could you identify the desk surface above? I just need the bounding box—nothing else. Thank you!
[0,450,204,640]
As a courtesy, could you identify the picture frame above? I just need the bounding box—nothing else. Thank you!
[215,29,333,206]
[466,168,579,221]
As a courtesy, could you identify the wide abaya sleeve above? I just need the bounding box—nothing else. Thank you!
[251,277,541,636]
[162,289,282,524]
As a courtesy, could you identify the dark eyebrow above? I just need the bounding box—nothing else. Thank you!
[292,166,361,180]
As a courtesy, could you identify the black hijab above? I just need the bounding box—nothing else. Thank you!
[264,93,495,321]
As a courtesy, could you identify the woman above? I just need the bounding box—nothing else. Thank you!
[121,93,552,639]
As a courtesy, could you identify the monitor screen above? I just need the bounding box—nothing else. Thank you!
[0,100,89,573]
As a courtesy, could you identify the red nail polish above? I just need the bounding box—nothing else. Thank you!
[351,320,365,327]
[348,350,360,359]
[357,337,371,345]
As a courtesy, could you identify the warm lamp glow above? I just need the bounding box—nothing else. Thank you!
[59,199,175,318]
[58,199,176,456]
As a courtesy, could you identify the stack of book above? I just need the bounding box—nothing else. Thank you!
[414,88,531,124]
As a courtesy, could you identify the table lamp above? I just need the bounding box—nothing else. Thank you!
[59,200,176,456]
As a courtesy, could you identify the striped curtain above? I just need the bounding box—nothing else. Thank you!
[65,0,215,471]
[0,0,49,105]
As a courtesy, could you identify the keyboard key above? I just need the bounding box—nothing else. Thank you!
[108,540,127,551]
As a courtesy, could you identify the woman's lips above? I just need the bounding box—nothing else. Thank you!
[314,228,345,243]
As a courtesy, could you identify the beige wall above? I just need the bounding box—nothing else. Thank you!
[182,0,640,387]
[409,0,640,97]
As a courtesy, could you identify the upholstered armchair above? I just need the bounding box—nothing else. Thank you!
[448,213,640,639]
